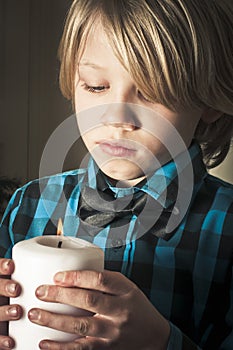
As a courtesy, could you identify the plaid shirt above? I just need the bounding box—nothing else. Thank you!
[0,142,232,349]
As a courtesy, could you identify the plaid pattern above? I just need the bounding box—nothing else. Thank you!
[0,142,232,349]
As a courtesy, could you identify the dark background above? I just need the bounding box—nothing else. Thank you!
[0,0,86,185]
[0,0,232,186]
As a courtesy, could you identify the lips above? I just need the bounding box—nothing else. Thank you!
[97,140,137,157]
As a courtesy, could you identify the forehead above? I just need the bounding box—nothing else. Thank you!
[78,22,123,71]
[78,22,110,61]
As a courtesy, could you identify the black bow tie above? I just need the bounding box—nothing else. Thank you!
[78,184,177,240]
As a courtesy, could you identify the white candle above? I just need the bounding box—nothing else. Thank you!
[9,236,104,349]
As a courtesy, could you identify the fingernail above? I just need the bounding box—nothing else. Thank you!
[36,286,48,299]
[39,341,50,349]
[7,306,19,317]
[6,283,18,295]
[2,259,12,272]
[2,338,14,348]
[28,309,40,321]
[54,272,65,283]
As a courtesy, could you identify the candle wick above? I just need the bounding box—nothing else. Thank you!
[58,241,62,248]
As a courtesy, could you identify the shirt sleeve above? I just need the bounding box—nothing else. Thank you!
[0,188,22,258]
[167,262,233,350]
[219,263,233,349]
[167,322,201,350]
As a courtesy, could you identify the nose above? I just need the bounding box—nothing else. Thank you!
[100,103,139,131]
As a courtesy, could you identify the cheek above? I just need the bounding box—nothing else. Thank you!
[142,137,171,165]
[80,130,94,147]
[80,128,102,150]
[76,104,110,136]
[74,87,106,114]
[74,87,92,113]
[143,115,192,156]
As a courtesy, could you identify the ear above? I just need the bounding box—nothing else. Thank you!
[201,108,223,124]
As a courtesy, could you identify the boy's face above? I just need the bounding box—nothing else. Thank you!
[74,24,202,185]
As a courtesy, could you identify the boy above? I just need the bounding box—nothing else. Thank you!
[0,0,232,349]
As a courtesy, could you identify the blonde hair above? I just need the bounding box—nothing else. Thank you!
[59,0,233,168]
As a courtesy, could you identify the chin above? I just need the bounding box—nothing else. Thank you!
[100,160,146,184]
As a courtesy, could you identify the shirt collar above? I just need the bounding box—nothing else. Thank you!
[142,141,207,207]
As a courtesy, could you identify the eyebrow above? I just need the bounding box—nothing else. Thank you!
[79,60,104,69]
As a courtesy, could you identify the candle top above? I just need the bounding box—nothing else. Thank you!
[13,236,104,260]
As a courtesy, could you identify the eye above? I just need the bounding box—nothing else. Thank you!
[81,83,109,93]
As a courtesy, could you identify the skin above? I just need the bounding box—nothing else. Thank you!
[0,22,222,350]
[0,259,22,349]
[74,25,202,187]
[30,270,170,350]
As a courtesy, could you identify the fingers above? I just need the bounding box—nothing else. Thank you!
[28,309,115,339]
[0,259,21,298]
[0,304,23,322]
[0,336,15,350]
[0,303,22,350]
[36,270,136,315]
[0,259,15,276]
[54,270,135,295]
[0,258,22,350]
[0,278,21,298]
[39,337,108,350]
[35,284,123,315]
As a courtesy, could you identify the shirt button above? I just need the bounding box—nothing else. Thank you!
[111,239,123,248]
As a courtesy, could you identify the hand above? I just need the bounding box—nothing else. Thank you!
[28,270,170,350]
[0,259,22,349]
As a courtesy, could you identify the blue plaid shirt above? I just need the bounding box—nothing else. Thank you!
[0,142,232,349]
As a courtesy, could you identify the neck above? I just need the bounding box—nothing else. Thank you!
[107,175,147,188]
